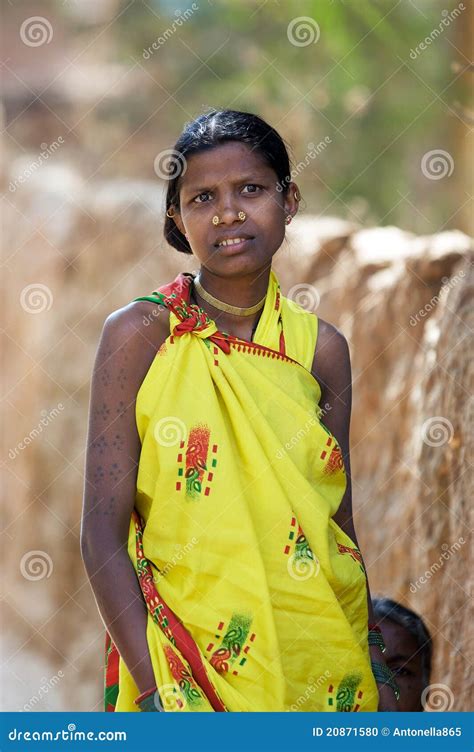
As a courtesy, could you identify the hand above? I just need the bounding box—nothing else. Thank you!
[377,682,400,712]
[136,689,164,711]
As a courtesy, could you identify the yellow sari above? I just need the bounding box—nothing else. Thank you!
[104,268,378,712]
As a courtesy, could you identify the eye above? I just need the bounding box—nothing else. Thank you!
[193,191,212,204]
[392,667,411,677]
[242,184,262,194]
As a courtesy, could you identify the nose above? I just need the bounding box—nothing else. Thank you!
[214,193,244,224]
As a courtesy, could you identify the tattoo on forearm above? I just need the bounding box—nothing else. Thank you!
[91,436,108,454]
[112,434,125,451]
[95,402,110,422]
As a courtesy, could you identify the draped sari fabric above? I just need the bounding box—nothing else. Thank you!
[104,268,379,712]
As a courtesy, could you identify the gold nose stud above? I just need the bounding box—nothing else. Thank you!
[212,211,246,225]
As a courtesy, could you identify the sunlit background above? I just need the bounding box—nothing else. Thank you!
[1,0,472,712]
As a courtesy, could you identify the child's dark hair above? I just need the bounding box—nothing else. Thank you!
[371,596,433,688]
[164,108,293,255]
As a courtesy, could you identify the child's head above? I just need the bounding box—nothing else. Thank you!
[371,596,433,711]
[163,109,300,274]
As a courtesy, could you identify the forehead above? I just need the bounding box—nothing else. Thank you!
[181,141,273,190]
[380,619,422,663]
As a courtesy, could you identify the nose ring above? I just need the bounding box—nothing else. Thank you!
[212,211,246,226]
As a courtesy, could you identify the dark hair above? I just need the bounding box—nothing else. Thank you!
[371,596,433,688]
[163,108,293,254]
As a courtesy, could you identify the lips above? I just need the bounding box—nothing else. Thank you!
[214,233,254,247]
[215,238,254,255]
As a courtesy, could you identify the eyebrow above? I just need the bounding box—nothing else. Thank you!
[386,654,417,663]
[182,174,270,195]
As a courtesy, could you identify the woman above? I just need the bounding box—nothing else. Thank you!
[80,109,399,712]
[372,597,433,711]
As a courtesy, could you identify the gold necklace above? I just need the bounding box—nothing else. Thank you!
[193,275,266,317]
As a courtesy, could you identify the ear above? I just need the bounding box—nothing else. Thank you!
[283,182,300,220]
[170,207,186,237]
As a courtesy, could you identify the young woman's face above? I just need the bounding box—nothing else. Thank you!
[379,618,426,712]
[172,141,298,275]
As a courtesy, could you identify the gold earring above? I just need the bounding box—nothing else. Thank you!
[166,207,175,218]
[212,215,220,225]
[285,215,292,225]
[238,211,246,221]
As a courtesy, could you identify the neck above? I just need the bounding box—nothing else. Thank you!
[191,266,271,335]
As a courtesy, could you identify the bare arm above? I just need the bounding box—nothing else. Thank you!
[311,318,399,711]
[80,301,168,697]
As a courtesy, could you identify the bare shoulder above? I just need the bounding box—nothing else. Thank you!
[106,298,171,345]
[310,315,351,390]
[99,299,171,388]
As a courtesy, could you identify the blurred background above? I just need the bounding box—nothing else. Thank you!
[1,0,472,711]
